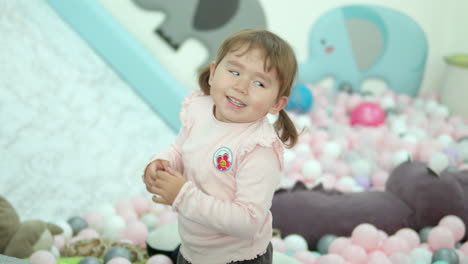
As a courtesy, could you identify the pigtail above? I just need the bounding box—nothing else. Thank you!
[274,109,298,148]
[198,65,211,95]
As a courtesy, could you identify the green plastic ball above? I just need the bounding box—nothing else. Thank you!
[432,248,459,264]
[316,234,337,254]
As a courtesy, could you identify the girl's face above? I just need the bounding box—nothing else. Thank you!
[208,46,288,123]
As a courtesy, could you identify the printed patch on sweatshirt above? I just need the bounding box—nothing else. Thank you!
[213,146,233,171]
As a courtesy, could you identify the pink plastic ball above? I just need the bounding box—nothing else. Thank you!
[317,253,346,264]
[121,220,148,246]
[460,242,468,256]
[427,226,455,251]
[115,200,134,213]
[350,102,386,127]
[107,257,132,264]
[146,254,174,264]
[351,223,379,251]
[84,211,104,231]
[77,228,100,239]
[53,235,65,250]
[341,244,367,264]
[294,250,318,264]
[439,215,466,242]
[394,228,420,250]
[29,250,57,264]
[117,208,138,223]
[367,251,391,264]
[382,236,410,255]
[328,237,351,255]
[132,196,151,215]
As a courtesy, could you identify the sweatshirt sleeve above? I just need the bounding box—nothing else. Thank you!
[172,145,282,239]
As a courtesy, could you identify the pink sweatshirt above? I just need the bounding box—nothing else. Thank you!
[152,91,284,264]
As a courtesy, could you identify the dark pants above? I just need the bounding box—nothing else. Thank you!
[177,243,273,264]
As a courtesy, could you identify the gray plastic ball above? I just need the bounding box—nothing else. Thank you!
[432,247,459,264]
[316,234,337,254]
[78,256,102,264]
[418,226,432,243]
[103,246,133,263]
[67,216,88,236]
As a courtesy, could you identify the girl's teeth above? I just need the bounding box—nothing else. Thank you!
[228,97,246,107]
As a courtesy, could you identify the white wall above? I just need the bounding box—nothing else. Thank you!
[102,0,468,94]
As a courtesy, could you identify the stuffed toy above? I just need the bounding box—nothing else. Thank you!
[0,196,63,258]
[271,161,468,249]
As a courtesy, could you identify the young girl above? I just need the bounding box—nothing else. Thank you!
[143,29,298,264]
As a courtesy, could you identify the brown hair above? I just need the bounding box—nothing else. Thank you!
[198,29,298,148]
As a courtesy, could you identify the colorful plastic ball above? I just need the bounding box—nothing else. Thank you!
[317,253,346,264]
[351,223,379,251]
[121,220,148,246]
[103,246,133,263]
[67,216,88,236]
[367,251,391,264]
[439,215,466,242]
[410,247,432,264]
[140,212,160,230]
[302,159,322,179]
[419,226,433,243]
[316,234,337,254]
[382,236,410,255]
[29,250,57,264]
[146,254,173,264]
[77,228,100,239]
[294,250,318,264]
[78,256,102,264]
[271,237,287,252]
[284,234,308,252]
[131,195,151,215]
[428,226,456,251]
[341,244,367,263]
[350,102,386,127]
[102,215,126,240]
[432,261,450,264]
[432,248,459,264]
[285,83,314,113]
[328,237,351,255]
[107,258,131,264]
[395,228,420,250]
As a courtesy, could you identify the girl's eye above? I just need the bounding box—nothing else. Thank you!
[254,81,265,87]
[230,71,239,76]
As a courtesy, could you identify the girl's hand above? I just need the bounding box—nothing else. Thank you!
[150,167,187,206]
[143,159,170,192]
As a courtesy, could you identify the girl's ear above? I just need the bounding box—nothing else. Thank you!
[208,61,217,86]
[269,96,288,115]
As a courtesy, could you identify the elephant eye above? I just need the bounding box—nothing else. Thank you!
[321,39,326,45]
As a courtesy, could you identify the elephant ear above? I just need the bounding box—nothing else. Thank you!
[193,0,240,30]
[343,6,386,71]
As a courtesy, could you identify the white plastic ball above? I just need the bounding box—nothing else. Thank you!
[351,159,372,176]
[393,150,412,167]
[294,143,312,155]
[56,220,73,239]
[102,215,126,240]
[380,96,396,110]
[322,141,342,158]
[410,247,432,263]
[338,176,356,186]
[302,159,322,179]
[438,133,455,146]
[284,234,308,252]
[140,213,160,231]
[391,119,408,135]
[295,116,313,130]
[279,177,297,189]
[283,149,297,168]
[401,134,419,145]
[424,100,438,114]
[428,152,450,174]
[457,140,468,162]
[91,203,116,216]
[434,104,450,117]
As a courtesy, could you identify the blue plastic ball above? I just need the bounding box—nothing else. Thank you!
[67,216,88,236]
[316,234,337,254]
[103,246,133,263]
[78,256,102,264]
[432,248,459,264]
[285,83,314,113]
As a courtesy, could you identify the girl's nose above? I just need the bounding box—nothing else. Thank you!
[233,77,249,94]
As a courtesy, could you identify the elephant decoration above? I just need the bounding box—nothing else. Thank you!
[298,5,428,96]
[132,0,267,66]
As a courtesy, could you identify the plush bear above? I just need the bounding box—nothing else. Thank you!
[0,196,63,258]
[271,161,468,249]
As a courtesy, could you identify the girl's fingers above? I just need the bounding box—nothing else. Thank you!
[152,195,168,205]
